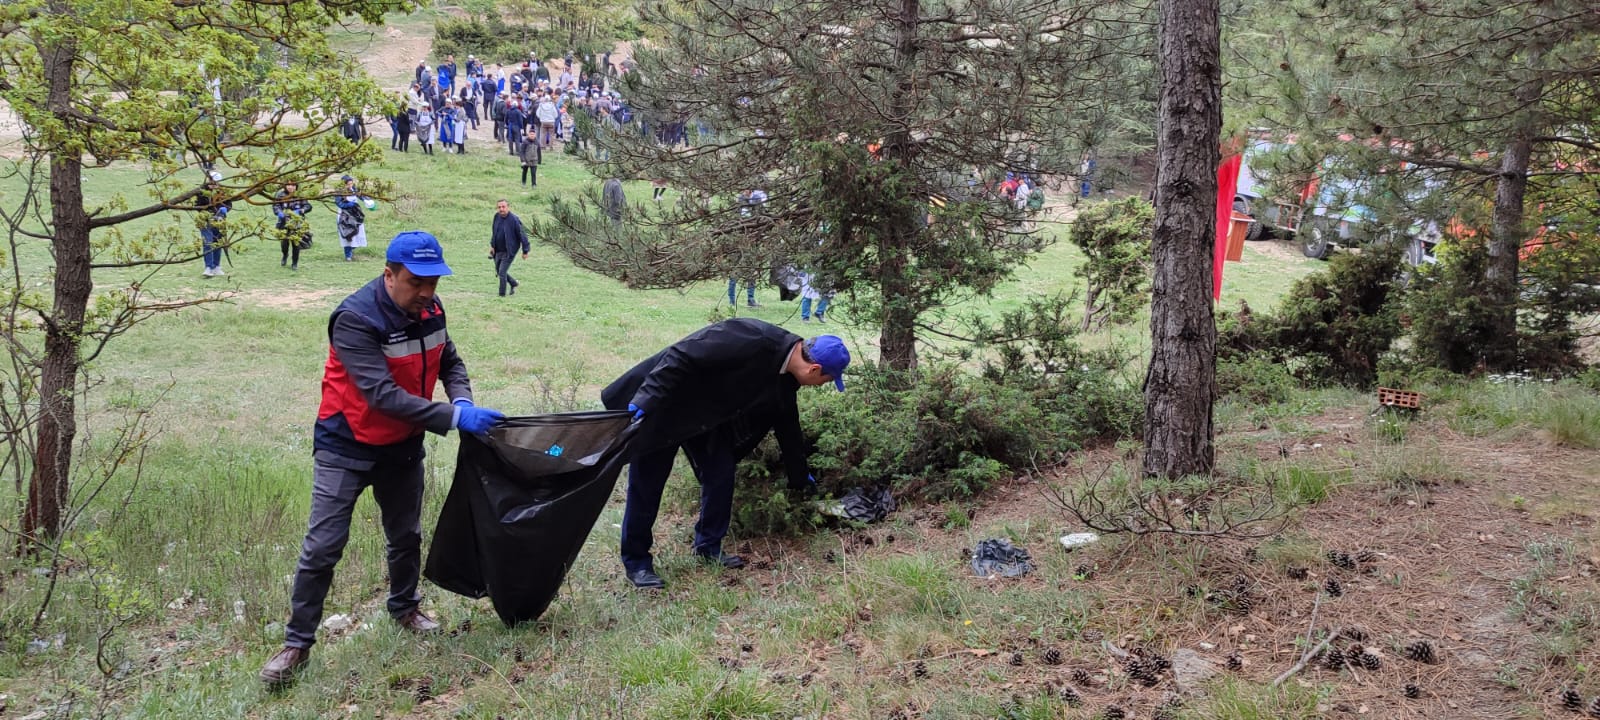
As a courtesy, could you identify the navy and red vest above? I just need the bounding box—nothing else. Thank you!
[315,278,447,461]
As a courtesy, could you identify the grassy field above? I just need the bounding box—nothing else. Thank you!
[10,21,1600,720]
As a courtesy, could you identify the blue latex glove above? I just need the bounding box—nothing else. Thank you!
[627,403,644,422]
[453,398,473,408]
[792,473,819,497]
[456,405,505,435]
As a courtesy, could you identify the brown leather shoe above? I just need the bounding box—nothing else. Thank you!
[259,646,310,687]
[396,609,441,634]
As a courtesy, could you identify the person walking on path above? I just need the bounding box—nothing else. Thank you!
[394,106,411,153]
[258,232,505,687]
[334,175,368,261]
[414,107,435,155]
[489,199,530,297]
[535,93,558,149]
[519,123,541,187]
[196,171,231,277]
[602,319,850,589]
[505,98,527,156]
[274,181,313,271]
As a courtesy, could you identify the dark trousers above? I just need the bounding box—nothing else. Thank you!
[279,235,303,267]
[521,165,537,186]
[285,456,424,649]
[397,130,410,152]
[494,252,519,295]
[619,434,736,574]
[507,128,521,155]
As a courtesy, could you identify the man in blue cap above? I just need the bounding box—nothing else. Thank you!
[602,319,850,589]
[260,231,505,687]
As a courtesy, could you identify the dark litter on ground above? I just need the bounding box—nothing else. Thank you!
[969,538,1034,578]
[817,486,896,523]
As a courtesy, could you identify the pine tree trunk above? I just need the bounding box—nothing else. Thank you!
[1143,0,1219,479]
[879,238,918,371]
[1484,136,1531,370]
[875,0,920,372]
[21,36,88,552]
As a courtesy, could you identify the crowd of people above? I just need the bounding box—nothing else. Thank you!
[386,51,639,175]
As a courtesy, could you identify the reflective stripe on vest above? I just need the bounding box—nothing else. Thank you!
[317,281,447,449]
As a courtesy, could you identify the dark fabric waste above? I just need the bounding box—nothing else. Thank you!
[969,538,1034,578]
[425,411,636,626]
[840,487,896,523]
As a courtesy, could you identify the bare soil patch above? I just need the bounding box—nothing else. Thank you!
[697,403,1600,718]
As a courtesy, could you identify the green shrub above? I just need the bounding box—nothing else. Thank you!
[1219,243,1405,387]
[1068,196,1154,331]
[1404,239,1500,373]
[1216,355,1297,404]
[433,17,557,66]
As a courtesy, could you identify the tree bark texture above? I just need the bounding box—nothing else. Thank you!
[1143,0,1220,478]
[876,0,921,371]
[1485,135,1531,370]
[21,34,89,550]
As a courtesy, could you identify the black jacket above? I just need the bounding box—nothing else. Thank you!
[602,319,810,486]
[491,212,530,255]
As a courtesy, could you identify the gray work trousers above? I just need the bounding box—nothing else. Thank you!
[285,454,424,649]
[494,253,520,296]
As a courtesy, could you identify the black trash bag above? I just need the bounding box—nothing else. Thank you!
[839,487,896,523]
[425,411,636,626]
[969,538,1034,578]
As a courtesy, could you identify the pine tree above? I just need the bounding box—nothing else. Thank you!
[533,0,1153,370]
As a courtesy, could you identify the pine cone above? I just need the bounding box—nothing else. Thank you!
[1404,683,1420,699]
[1058,685,1082,707]
[1359,651,1381,671]
[1356,549,1378,564]
[1225,653,1243,671]
[1287,566,1309,580]
[1075,564,1097,580]
[1126,657,1160,687]
[1243,546,1260,563]
[1404,640,1436,664]
[1588,696,1600,718]
[1153,703,1180,720]
[1322,647,1346,670]
[1324,578,1343,597]
[512,646,527,663]
[913,661,928,678]
[1340,626,1369,642]
[1072,668,1093,685]
[1009,651,1024,666]
[1561,689,1583,711]
[1102,706,1126,720]
[1326,549,1356,570]
[1043,647,1064,665]
[414,678,434,704]
[1148,652,1172,672]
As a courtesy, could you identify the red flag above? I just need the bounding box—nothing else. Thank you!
[1214,153,1242,300]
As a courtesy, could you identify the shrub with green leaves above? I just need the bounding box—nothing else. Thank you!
[1219,242,1405,387]
[1067,197,1154,331]
[724,301,1141,535]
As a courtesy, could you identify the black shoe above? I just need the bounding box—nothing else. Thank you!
[697,552,747,569]
[627,568,665,589]
[509,284,516,295]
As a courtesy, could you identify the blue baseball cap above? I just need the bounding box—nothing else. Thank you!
[386,231,453,277]
[808,335,851,391]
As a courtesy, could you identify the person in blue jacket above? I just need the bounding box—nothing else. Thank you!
[197,171,231,277]
[504,98,527,156]
[436,55,456,95]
